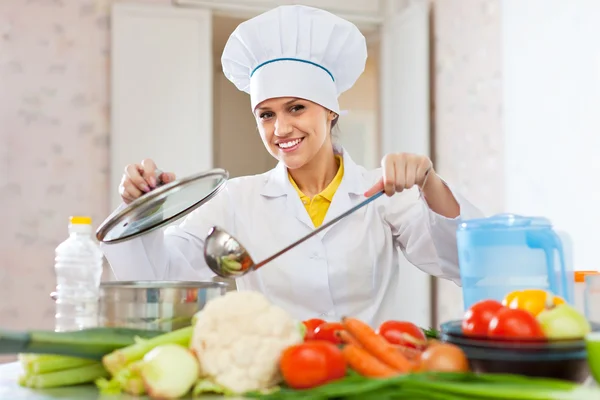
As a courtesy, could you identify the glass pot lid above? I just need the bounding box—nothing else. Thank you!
[96,168,229,244]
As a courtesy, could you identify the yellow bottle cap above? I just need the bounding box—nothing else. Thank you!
[70,216,92,225]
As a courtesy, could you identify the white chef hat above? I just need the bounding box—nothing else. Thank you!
[221,5,367,114]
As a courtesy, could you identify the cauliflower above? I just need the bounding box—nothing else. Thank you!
[190,290,303,394]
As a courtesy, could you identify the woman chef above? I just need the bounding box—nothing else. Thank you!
[101,5,484,327]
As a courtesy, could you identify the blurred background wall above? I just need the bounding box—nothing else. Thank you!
[2,0,597,364]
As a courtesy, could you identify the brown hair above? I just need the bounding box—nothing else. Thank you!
[331,116,339,129]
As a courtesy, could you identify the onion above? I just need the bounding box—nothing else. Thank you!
[140,344,200,399]
[419,343,470,373]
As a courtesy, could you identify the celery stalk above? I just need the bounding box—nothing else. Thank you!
[19,353,96,374]
[17,374,28,387]
[102,326,193,375]
[19,363,109,389]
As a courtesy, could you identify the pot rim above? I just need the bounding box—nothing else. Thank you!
[99,280,229,290]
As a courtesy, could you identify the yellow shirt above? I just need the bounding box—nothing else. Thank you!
[288,155,344,228]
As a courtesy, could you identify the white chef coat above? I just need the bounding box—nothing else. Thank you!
[100,148,484,327]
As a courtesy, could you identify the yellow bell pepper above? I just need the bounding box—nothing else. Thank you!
[502,289,565,317]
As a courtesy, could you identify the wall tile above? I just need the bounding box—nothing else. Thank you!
[431,0,504,324]
[0,0,168,333]
[0,0,505,334]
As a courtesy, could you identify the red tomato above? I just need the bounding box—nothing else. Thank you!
[462,299,505,337]
[377,321,427,348]
[313,322,344,344]
[488,307,545,339]
[280,340,347,389]
[302,319,326,341]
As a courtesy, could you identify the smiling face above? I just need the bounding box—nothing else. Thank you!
[254,97,337,170]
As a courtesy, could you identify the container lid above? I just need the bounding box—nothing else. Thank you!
[574,270,600,283]
[458,213,553,231]
[96,168,229,244]
[70,216,92,225]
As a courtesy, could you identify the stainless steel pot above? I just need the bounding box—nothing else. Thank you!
[51,280,228,331]
[98,280,228,331]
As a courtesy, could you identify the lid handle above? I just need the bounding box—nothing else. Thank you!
[154,168,165,187]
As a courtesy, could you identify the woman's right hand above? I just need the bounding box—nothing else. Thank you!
[119,159,176,204]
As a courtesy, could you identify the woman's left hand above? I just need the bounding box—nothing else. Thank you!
[364,153,434,197]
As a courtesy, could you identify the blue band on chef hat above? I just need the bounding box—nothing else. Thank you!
[250,58,335,82]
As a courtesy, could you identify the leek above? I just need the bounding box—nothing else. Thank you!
[102,326,193,375]
[0,327,166,360]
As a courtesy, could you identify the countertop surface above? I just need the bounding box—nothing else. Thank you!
[0,362,244,400]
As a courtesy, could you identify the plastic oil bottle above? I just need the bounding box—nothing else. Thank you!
[54,216,104,332]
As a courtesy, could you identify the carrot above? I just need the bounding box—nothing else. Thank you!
[341,344,399,378]
[336,330,363,348]
[341,317,413,373]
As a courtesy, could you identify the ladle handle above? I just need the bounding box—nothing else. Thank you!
[253,190,385,270]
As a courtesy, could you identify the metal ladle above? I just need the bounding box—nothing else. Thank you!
[203,167,434,278]
[203,191,385,278]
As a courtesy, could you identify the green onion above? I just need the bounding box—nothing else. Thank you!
[246,372,600,400]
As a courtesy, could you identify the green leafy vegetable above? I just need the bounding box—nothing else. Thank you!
[193,379,238,396]
[421,327,440,339]
[245,372,599,400]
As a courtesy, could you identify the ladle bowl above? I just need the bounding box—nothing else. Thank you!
[204,226,255,278]
[203,190,386,278]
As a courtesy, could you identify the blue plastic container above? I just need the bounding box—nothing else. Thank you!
[457,214,574,311]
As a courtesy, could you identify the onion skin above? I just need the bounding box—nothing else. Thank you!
[140,344,200,399]
[418,343,470,373]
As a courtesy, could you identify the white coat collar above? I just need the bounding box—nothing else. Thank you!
[260,146,365,198]
[260,146,367,234]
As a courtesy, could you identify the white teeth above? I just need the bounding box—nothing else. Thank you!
[278,138,302,149]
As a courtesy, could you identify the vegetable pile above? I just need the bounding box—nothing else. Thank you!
[11,290,600,399]
[462,289,592,340]
[292,316,468,386]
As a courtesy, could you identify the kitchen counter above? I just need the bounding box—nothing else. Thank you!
[0,363,247,400]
